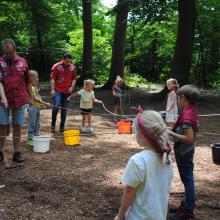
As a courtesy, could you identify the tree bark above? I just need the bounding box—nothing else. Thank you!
[171,0,196,85]
[103,0,129,88]
[155,0,196,100]
[80,0,93,84]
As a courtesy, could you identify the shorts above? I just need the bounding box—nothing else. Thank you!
[0,105,25,126]
[80,108,92,115]
[114,96,121,106]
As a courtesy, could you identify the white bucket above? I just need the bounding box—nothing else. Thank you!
[33,135,51,153]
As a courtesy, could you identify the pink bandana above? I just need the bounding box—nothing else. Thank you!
[174,106,199,132]
[133,106,172,156]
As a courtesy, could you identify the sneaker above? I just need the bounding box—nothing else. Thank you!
[13,152,24,163]
[0,152,4,162]
[88,127,94,133]
[51,126,55,132]
[81,127,87,133]
[59,128,65,133]
[27,140,33,146]
[170,209,195,220]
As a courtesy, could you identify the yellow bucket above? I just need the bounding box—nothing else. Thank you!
[63,130,80,146]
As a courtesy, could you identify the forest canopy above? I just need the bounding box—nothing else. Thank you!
[0,0,220,88]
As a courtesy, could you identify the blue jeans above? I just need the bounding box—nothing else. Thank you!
[28,106,40,141]
[175,150,195,212]
[51,90,69,129]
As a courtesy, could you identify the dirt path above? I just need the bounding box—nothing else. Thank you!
[0,88,220,220]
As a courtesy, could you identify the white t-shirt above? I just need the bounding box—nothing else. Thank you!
[77,89,95,109]
[122,149,173,220]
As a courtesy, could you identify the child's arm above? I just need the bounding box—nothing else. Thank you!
[93,97,102,104]
[115,185,136,220]
[32,95,51,107]
[0,82,8,108]
[115,158,143,220]
[168,127,194,144]
[113,89,122,97]
[67,93,79,101]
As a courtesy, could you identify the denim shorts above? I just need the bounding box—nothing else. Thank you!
[0,105,25,126]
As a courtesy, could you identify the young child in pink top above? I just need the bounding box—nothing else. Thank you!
[166,78,179,128]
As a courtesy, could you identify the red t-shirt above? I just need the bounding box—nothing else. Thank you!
[50,61,76,94]
[0,55,30,108]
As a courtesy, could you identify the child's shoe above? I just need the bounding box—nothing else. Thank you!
[88,127,94,133]
[170,209,195,220]
[27,140,33,146]
[81,127,87,133]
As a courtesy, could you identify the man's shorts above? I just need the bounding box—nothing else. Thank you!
[0,105,25,126]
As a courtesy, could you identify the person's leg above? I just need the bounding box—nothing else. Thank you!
[88,113,92,127]
[0,125,8,162]
[12,106,25,163]
[174,155,195,218]
[82,114,86,127]
[114,105,119,122]
[13,124,21,152]
[28,106,37,142]
[51,90,62,131]
[0,106,10,162]
[60,93,69,131]
[178,160,195,211]
[35,108,40,136]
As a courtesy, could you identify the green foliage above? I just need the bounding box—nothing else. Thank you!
[126,11,178,81]
[68,28,112,82]
[212,68,220,88]
[125,73,156,88]
[0,0,220,88]
[191,0,220,87]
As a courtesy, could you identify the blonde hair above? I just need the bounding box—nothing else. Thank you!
[166,78,179,90]
[115,75,123,83]
[133,110,172,164]
[134,110,167,150]
[29,70,38,77]
[84,79,95,87]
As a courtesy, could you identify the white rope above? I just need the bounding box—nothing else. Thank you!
[101,103,133,120]
[47,103,220,118]
[47,103,135,118]
[0,131,119,140]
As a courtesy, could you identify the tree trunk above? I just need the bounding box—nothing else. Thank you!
[155,0,196,100]
[171,0,196,85]
[36,27,46,73]
[80,0,93,84]
[103,0,129,88]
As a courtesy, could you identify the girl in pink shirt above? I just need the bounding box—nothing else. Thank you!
[165,78,179,128]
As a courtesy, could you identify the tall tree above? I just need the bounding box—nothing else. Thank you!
[80,0,93,83]
[171,0,196,85]
[25,0,56,76]
[103,0,129,88]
